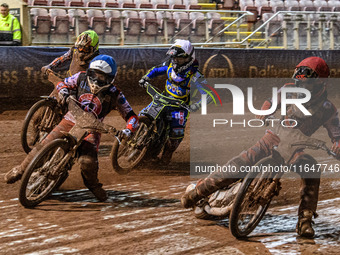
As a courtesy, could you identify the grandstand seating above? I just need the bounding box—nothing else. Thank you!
[27,0,340,47]
[102,0,119,8]
[30,8,51,42]
[136,0,153,9]
[49,0,66,6]
[184,0,202,9]
[87,9,106,35]
[86,0,102,8]
[154,0,170,9]
[173,12,192,36]
[68,9,89,33]
[169,0,187,9]
[157,11,176,38]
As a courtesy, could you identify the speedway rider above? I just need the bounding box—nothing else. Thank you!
[181,56,340,238]
[41,30,100,79]
[139,39,211,165]
[5,55,139,202]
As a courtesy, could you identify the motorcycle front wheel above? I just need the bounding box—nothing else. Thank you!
[229,157,279,238]
[21,99,62,154]
[19,139,70,208]
[110,116,151,174]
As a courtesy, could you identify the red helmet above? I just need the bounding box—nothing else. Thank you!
[294,56,330,79]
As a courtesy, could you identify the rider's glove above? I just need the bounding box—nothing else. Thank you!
[41,65,51,78]
[58,87,69,105]
[331,140,340,158]
[119,129,132,139]
[139,76,150,88]
[190,102,200,112]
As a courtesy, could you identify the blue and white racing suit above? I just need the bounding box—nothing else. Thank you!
[140,60,209,162]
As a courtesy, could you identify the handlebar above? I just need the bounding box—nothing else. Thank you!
[66,97,119,136]
[46,69,64,79]
[291,140,337,158]
[143,81,191,111]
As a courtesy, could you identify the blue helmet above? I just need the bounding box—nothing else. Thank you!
[87,55,117,94]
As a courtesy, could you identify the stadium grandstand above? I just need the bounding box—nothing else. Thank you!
[9,0,340,49]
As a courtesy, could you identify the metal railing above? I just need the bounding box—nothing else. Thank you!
[244,11,340,49]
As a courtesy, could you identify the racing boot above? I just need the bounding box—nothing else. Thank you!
[4,165,24,184]
[87,182,108,202]
[5,143,44,184]
[79,154,108,202]
[181,184,204,208]
[159,149,173,166]
[160,139,181,166]
[296,209,315,238]
[81,171,107,202]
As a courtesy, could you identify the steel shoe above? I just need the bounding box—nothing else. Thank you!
[181,184,203,208]
[4,166,24,184]
[296,210,315,238]
[89,185,108,202]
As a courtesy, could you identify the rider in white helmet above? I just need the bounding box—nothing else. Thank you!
[139,39,211,165]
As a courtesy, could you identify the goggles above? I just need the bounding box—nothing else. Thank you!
[75,46,92,53]
[293,66,318,81]
[87,69,109,87]
[167,47,189,58]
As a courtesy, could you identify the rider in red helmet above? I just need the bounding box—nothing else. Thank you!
[181,56,340,238]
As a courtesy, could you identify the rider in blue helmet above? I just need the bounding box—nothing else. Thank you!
[86,54,117,94]
[5,55,139,202]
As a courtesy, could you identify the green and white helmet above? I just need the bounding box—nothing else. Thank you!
[75,30,99,52]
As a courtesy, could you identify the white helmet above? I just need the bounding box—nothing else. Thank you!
[166,39,195,74]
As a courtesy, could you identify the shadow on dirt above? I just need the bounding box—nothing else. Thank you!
[98,144,190,176]
[32,189,180,212]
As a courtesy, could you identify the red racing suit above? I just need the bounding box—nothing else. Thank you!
[19,72,138,190]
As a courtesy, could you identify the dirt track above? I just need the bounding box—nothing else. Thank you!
[1,108,340,255]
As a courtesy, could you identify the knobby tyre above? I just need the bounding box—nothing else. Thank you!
[21,99,62,154]
[19,139,70,208]
[110,116,151,174]
[229,157,279,238]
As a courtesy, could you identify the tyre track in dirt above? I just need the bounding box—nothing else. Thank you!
[0,178,269,255]
[1,110,340,254]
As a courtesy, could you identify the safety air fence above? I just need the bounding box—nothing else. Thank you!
[1,47,340,111]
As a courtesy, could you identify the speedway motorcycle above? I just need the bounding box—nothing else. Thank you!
[110,82,190,174]
[185,127,337,238]
[19,97,119,208]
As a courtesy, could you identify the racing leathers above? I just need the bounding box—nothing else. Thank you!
[44,47,99,77]
[5,72,138,200]
[140,59,210,164]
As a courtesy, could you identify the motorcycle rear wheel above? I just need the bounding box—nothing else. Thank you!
[229,157,279,238]
[110,116,151,174]
[19,139,70,208]
[21,99,62,154]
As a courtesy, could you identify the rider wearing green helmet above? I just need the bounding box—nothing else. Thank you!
[41,30,100,77]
